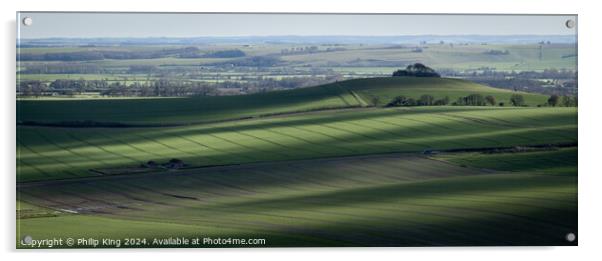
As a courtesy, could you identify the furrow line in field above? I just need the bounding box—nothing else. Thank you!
[338,161,420,182]
[233,131,306,157]
[288,164,372,188]
[319,123,399,151]
[17,139,81,177]
[172,133,244,163]
[65,132,142,163]
[112,190,565,245]
[16,159,52,178]
[451,111,577,142]
[94,132,165,159]
[425,114,522,145]
[434,113,552,143]
[289,126,359,153]
[208,133,284,160]
[266,125,351,154]
[348,120,431,148]
[367,118,469,148]
[35,130,114,166]
[130,133,202,159]
[385,116,479,147]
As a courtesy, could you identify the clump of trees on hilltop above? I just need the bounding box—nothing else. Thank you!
[392,63,440,78]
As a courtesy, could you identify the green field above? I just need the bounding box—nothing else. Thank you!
[16,76,578,247]
[18,43,576,72]
[436,147,578,175]
[17,105,577,182]
[17,77,549,125]
[18,151,577,247]
[282,44,576,71]
[16,43,577,100]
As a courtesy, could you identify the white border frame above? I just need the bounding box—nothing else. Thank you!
[3,0,601,260]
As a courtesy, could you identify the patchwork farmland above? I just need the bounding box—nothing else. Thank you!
[16,77,578,247]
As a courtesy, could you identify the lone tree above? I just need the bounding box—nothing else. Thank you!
[510,94,525,106]
[392,63,440,77]
[547,94,560,107]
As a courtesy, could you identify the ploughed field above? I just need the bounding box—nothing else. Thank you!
[18,148,577,247]
[16,77,577,247]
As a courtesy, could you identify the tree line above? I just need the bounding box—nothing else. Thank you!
[17,75,342,97]
[18,47,203,61]
[385,95,449,107]
[385,94,498,107]
[18,79,217,97]
[19,47,247,61]
[21,63,104,74]
[384,93,577,107]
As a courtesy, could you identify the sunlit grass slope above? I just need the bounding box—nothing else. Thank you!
[17,106,576,182]
[18,151,577,247]
[17,77,547,125]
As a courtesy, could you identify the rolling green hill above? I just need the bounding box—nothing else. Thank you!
[17,106,577,182]
[17,77,548,125]
[18,151,577,247]
[337,77,547,106]
[16,76,577,247]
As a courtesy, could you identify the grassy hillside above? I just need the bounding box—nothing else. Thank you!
[17,77,548,125]
[436,147,578,176]
[16,76,577,247]
[340,77,547,106]
[17,152,577,247]
[17,106,577,182]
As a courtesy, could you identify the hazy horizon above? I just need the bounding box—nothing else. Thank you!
[18,34,576,39]
[17,13,577,39]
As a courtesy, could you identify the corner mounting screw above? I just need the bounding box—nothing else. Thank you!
[566,232,576,242]
[565,19,575,29]
[22,17,33,26]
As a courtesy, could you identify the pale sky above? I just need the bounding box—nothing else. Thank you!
[17,12,577,39]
